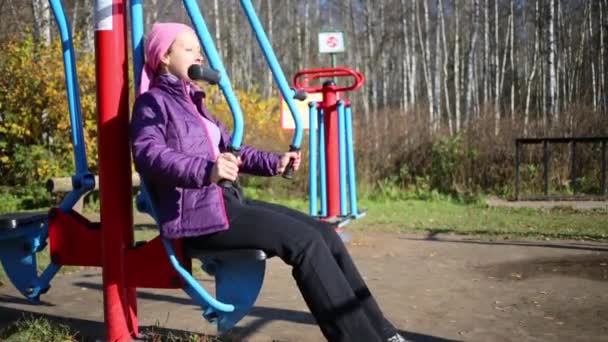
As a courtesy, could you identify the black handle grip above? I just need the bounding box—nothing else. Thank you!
[293,89,308,101]
[218,179,233,188]
[217,147,240,187]
[282,146,299,180]
[188,64,221,85]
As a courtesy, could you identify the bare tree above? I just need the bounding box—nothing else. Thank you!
[464,0,480,127]
[600,0,607,114]
[510,0,515,120]
[587,0,597,113]
[438,0,452,133]
[454,0,462,132]
[548,0,558,122]
[416,0,435,132]
[31,0,51,45]
[400,0,411,112]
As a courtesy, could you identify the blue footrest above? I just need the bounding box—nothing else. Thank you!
[0,211,49,302]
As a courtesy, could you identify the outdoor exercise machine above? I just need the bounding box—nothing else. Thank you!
[294,68,367,230]
[0,0,308,341]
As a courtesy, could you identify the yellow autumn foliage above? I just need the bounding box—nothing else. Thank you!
[0,35,292,190]
[202,85,291,152]
[0,35,97,186]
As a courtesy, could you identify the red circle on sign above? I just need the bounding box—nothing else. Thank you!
[326,36,338,48]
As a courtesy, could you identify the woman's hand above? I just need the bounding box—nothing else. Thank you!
[210,153,241,183]
[277,151,301,175]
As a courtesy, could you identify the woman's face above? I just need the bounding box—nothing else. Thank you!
[161,30,203,81]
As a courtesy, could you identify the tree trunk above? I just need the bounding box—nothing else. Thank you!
[483,0,490,107]
[365,0,378,113]
[416,0,435,132]
[31,0,51,45]
[439,0,452,134]
[600,0,607,114]
[496,8,512,134]
[400,0,411,112]
[464,0,480,127]
[510,0,515,121]
[295,1,302,71]
[434,18,442,132]
[494,0,500,133]
[548,0,558,122]
[454,0,461,132]
[303,1,310,69]
[588,0,597,113]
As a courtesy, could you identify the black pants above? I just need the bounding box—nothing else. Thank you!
[184,188,396,342]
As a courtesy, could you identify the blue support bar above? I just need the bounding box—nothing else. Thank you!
[308,102,318,217]
[318,109,327,217]
[239,0,303,149]
[345,105,360,217]
[130,0,145,91]
[49,0,88,175]
[183,0,244,148]
[161,239,235,313]
[337,101,348,216]
[49,0,94,214]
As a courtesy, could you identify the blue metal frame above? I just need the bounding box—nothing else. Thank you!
[0,0,97,302]
[130,0,145,91]
[239,0,304,151]
[337,101,348,216]
[183,0,244,148]
[345,105,362,218]
[49,0,95,215]
[318,109,328,217]
[308,102,318,216]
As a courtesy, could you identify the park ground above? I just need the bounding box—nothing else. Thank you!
[0,199,607,341]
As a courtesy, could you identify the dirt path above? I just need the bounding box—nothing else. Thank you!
[1,232,607,341]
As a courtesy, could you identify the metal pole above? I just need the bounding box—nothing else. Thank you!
[515,140,520,200]
[543,140,549,197]
[322,81,340,218]
[601,141,607,196]
[319,109,328,217]
[337,101,348,216]
[345,105,360,216]
[331,53,337,83]
[95,0,137,340]
[309,102,318,216]
[571,141,577,195]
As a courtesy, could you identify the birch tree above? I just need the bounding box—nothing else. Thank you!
[31,0,51,45]
[464,0,480,127]
[454,0,462,132]
[548,0,558,121]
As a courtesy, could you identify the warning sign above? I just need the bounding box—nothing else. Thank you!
[318,32,345,54]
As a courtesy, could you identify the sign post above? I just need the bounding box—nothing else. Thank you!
[318,31,345,81]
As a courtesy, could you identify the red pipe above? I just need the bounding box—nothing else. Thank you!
[322,82,341,218]
[95,1,138,340]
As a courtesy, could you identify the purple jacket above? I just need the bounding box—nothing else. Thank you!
[130,74,281,239]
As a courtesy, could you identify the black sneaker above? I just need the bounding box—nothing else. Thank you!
[386,333,411,342]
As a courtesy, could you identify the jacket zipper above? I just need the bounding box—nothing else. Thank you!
[183,82,230,229]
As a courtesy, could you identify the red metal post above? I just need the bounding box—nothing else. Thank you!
[322,82,341,218]
[94,1,138,340]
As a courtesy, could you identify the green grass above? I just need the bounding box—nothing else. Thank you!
[0,316,226,342]
[349,198,607,240]
[0,316,78,342]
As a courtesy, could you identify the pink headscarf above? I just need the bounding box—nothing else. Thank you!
[138,22,195,95]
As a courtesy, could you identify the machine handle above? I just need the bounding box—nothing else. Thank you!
[294,67,365,93]
[281,145,299,180]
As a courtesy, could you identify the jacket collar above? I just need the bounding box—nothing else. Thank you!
[152,73,205,103]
